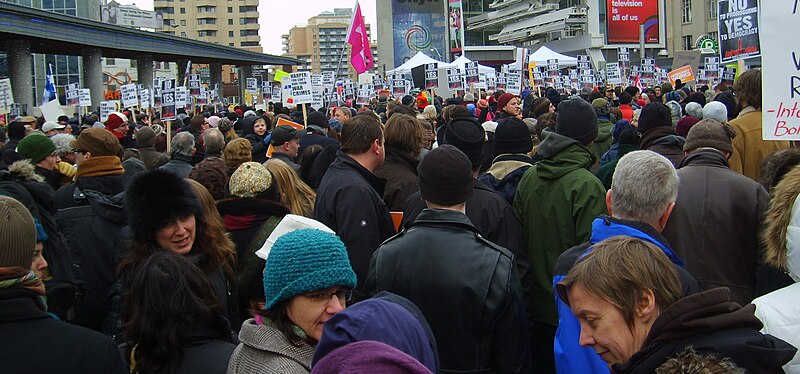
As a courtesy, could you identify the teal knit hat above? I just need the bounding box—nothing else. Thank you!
[264,228,357,310]
[17,134,56,163]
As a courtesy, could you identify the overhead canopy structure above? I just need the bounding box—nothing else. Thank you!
[388,51,447,74]
[528,45,577,68]
[451,55,496,75]
[0,1,300,66]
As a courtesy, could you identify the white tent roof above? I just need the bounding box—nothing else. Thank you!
[528,46,577,68]
[450,55,496,75]
[388,51,446,74]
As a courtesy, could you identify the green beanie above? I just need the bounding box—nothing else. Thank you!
[16,134,56,164]
[263,229,357,310]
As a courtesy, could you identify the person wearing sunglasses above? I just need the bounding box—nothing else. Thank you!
[228,228,357,373]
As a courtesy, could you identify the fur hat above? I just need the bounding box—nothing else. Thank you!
[229,161,273,198]
[16,134,56,163]
[683,119,736,154]
[556,98,598,145]
[124,169,203,246]
[189,158,228,200]
[263,228,357,309]
[0,196,37,269]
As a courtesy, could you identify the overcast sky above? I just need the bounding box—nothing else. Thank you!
[114,0,377,56]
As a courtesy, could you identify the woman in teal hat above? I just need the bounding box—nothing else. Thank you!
[227,228,357,374]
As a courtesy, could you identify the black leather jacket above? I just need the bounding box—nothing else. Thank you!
[366,209,531,374]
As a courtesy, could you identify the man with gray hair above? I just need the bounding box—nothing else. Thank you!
[202,128,225,158]
[551,150,699,374]
[157,131,194,178]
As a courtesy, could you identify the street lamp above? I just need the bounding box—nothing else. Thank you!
[430,47,444,62]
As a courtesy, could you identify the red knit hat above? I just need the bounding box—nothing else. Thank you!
[497,93,516,112]
[105,112,128,131]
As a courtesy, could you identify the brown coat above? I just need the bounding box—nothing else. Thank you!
[728,108,791,181]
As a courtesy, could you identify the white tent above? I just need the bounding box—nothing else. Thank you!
[451,55,496,75]
[528,46,577,68]
[387,51,447,74]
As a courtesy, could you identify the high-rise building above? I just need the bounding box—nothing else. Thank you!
[281,8,378,81]
[154,0,261,84]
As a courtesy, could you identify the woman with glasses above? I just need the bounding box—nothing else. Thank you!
[227,228,357,374]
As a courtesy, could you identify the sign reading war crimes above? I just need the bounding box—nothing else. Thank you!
[760,1,800,140]
[290,72,313,105]
[718,0,760,63]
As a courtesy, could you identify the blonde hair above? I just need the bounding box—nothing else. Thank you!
[222,138,252,175]
[264,159,316,217]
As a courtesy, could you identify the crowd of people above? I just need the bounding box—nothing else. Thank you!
[0,67,798,374]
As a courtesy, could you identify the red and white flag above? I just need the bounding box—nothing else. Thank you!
[347,2,373,74]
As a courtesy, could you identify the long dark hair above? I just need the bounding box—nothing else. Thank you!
[123,252,224,373]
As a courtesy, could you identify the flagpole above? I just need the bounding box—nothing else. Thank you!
[334,1,359,82]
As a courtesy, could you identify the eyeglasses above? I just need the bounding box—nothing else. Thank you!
[74,149,88,154]
[303,288,353,305]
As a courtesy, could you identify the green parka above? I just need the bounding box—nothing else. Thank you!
[513,132,607,326]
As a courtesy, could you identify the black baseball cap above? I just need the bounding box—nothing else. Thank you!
[270,125,303,146]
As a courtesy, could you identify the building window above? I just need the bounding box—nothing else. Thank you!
[228,19,233,25]
[240,29,259,37]
[198,18,216,25]
[106,58,116,65]
[682,0,692,23]
[707,0,717,19]
[229,43,234,46]
[180,7,185,14]
[239,5,257,12]
[181,32,187,37]
[682,35,693,50]
[241,41,260,47]
[239,17,258,24]
[228,31,234,37]
[197,6,216,12]
[227,6,233,13]
[155,7,174,14]
[180,19,186,26]
[198,30,217,37]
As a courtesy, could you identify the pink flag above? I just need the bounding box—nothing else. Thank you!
[347,2,373,74]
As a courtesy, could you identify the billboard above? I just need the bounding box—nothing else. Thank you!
[606,0,660,44]
[392,0,448,67]
[448,0,464,54]
[101,4,163,29]
[718,0,760,63]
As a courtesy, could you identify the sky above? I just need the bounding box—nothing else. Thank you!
[114,0,378,56]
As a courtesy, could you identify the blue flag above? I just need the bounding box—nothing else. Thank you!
[42,63,56,105]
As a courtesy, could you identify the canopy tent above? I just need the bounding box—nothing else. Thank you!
[387,51,448,74]
[451,55,496,75]
[528,45,577,68]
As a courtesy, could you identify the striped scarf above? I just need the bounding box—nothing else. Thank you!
[0,267,47,311]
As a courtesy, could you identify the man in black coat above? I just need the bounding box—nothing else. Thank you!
[55,128,129,332]
[0,196,126,374]
[314,114,395,302]
[367,145,530,373]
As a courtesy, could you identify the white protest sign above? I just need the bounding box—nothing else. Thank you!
[0,78,13,113]
[246,78,258,95]
[322,71,336,89]
[290,72,313,105]
[606,63,622,85]
[176,86,188,109]
[65,83,79,106]
[120,83,138,108]
[78,89,92,107]
[38,99,64,122]
[139,89,151,110]
[99,101,116,122]
[281,76,293,107]
[506,72,522,95]
[761,1,800,140]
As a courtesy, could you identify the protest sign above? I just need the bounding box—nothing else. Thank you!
[161,79,176,121]
[120,84,138,108]
[290,72,313,105]
[465,61,479,84]
[189,74,201,97]
[704,57,720,80]
[506,72,522,95]
[100,101,116,122]
[547,59,559,78]
[281,76,292,106]
[79,89,92,107]
[39,99,64,122]
[175,86,188,109]
[246,78,258,95]
[425,63,439,89]
[323,71,336,89]
[272,85,281,102]
[262,81,272,102]
[276,117,305,130]
[496,72,507,90]
[65,83,79,106]
[721,66,737,85]
[668,65,695,85]
[357,84,372,106]
[606,63,622,85]
[447,68,463,90]
[718,0,760,63]
[761,0,800,140]
[139,89,151,109]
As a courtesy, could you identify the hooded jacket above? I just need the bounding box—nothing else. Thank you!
[513,132,607,327]
[639,126,685,168]
[662,149,769,305]
[588,117,614,169]
[374,147,419,211]
[553,216,700,374]
[753,165,800,373]
[311,292,439,373]
[614,288,796,374]
[478,153,533,204]
[240,116,268,164]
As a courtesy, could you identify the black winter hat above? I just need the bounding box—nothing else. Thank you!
[441,117,486,166]
[7,121,25,140]
[124,169,203,246]
[555,98,598,145]
[638,102,673,134]
[306,111,329,128]
[494,118,533,156]
[417,145,474,205]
